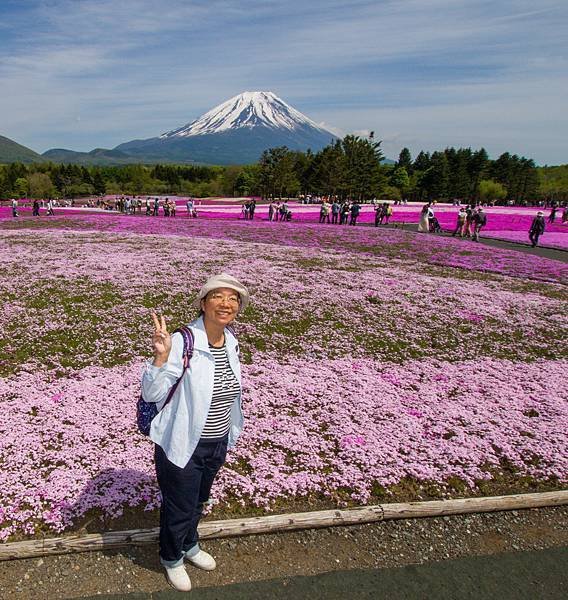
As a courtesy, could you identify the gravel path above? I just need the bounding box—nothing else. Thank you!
[1,506,566,599]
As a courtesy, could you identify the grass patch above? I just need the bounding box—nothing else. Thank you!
[0,278,133,376]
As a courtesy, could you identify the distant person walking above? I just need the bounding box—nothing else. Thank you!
[529,212,546,247]
[374,203,383,227]
[32,199,40,216]
[11,198,18,218]
[319,200,330,224]
[349,201,361,226]
[46,199,55,216]
[340,202,349,225]
[472,208,487,242]
[452,207,467,237]
[186,198,194,218]
[548,207,557,224]
[331,200,340,224]
[463,205,475,238]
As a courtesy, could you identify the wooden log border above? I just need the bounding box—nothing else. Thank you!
[1,490,566,561]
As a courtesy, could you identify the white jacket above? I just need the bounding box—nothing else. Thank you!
[141,316,244,468]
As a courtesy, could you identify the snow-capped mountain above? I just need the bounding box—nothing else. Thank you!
[161,91,331,138]
[115,91,336,165]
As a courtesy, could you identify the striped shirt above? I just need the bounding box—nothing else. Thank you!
[200,343,241,440]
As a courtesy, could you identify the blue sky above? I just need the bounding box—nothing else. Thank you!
[0,0,566,164]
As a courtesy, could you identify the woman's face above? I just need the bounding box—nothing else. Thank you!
[201,287,240,327]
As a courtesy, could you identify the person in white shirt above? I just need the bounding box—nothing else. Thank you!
[142,273,249,592]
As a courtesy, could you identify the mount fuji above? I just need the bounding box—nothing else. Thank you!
[114,91,337,164]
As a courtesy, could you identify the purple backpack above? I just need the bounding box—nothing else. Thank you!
[136,326,194,436]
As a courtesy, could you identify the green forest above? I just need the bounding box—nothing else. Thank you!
[1,136,566,204]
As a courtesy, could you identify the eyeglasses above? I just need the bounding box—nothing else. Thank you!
[207,292,240,305]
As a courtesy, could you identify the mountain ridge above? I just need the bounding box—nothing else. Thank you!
[161,91,332,138]
[41,147,143,166]
[5,92,393,166]
[0,135,42,164]
[114,91,337,164]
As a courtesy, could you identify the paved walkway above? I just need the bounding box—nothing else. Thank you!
[81,546,567,599]
[454,233,567,262]
[380,222,567,263]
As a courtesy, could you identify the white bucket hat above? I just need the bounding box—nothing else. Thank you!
[193,273,250,312]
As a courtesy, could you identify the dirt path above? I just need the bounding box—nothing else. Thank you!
[1,506,566,599]
[83,547,568,600]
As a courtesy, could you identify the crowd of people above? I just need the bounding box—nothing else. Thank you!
[417,203,442,234]
[451,205,487,241]
[95,196,200,218]
[11,198,57,217]
[374,202,393,225]
[5,195,567,250]
[546,204,568,225]
[314,200,362,225]
[267,201,292,222]
[416,202,488,241]
[241,199,257,220]
[523,205,567,247]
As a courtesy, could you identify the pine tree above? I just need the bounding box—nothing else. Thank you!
[424,151,450,200]
[93,170,106,195]
[469,148,489,199]
[397,147,413,173]
[413,151,431,172]
[390,167,410,195]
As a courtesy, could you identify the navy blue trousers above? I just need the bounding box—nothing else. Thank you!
[155,437,228,566]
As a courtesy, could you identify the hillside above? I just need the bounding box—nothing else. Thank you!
[41,147,145,166]
[0,135,42,164]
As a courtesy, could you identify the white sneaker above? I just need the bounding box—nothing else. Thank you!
[186,549,217,571]
[165,564,192,592]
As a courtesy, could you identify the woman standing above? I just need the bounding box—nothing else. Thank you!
[417,203,431,232]
[141,273,249,592]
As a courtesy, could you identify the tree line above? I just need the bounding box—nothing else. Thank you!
[1,138,564,204]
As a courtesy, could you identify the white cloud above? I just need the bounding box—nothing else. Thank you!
[0,0,566,163]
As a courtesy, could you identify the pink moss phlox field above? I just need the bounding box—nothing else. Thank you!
[0,231,565,377]
[0,357,566,540]
[0,219,567,540]
[0,212,566,283]
[6,199,564,250]
[0,364,154,540]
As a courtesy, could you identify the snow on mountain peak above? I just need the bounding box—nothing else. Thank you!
[161,91,329,138]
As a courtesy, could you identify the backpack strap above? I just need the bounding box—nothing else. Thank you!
[161,326,194,410]
[176,325,195,367]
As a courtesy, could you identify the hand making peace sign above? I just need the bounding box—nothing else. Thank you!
[151,311,172,365]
